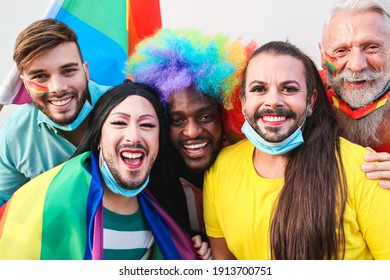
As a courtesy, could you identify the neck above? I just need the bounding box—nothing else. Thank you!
[253,148,288,178]
[60,115,90,146]
[103,185,139,215]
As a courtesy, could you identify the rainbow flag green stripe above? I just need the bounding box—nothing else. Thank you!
[41,152,96,259]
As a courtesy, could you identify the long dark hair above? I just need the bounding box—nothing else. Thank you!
[73,80,191,233]
[241,41,347,259]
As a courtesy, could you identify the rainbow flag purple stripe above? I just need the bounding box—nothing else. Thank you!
[0,151,198,260]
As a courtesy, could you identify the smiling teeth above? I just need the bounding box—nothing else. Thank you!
[263,116,286,122]
[122,152,142,159]
[51,98,72,106]
[184,142,207,149]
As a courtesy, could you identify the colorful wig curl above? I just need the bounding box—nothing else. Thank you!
[126,28,248,109]
[222,41,258,142]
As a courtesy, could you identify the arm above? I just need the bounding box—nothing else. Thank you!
[0,130,30,206]
[361,147,390,189]
[209,237,236,260]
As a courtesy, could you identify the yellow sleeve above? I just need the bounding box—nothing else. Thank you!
[203,165,224,238]
[354,176,390,259]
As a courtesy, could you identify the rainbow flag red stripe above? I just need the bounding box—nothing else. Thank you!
[0,151,198,260]
[0,0,161,105]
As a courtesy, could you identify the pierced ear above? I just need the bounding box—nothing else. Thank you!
[307,107,313,116]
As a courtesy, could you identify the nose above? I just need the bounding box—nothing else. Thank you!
[345,49,368,73]
[182,119,202,139]
[125,124,141,146]
[47,75,68,94]
[264,86,283,108]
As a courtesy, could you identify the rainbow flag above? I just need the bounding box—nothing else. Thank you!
[0,151,198,260]
[0,0,161,105]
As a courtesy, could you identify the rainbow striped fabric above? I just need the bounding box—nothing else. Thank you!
[319,69,390,120]
[0,0,161,105]
[327,87,390,120]
[0,151,198,260]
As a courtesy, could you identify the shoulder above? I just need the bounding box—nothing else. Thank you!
[219,139,252,157]
[0,104,38,138]
[1,104,37,127]
[88,80,112,105]
[339,137,370,163]
[210,139,252,171]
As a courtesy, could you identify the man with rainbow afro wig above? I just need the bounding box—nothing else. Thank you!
[127,28,252,234]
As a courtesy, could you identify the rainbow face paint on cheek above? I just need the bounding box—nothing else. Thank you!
[324,52,339,73]
[25,80,48,98]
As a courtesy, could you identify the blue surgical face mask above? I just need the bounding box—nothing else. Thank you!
[38,100,92,131]
[241,120,304,155]
[99,161,149,198]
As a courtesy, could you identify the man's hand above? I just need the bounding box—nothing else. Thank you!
[362,147,390,189]
[192,235,212,260]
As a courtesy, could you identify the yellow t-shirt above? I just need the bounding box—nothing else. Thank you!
[204,138,390,259]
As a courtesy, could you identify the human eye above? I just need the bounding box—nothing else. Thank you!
[198,113,214,123]
[249,84,266,95]
[110,120,127,126]
[365,44,380,54]
[140,122,157,130]
[281,85,300,95]
[332,48,350,59]
[169,117,185,127]
[30,73,48,82]
[62,68,78,76]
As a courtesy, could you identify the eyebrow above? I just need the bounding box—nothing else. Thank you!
[111,112,157,120]
[282,80,300,86]
[248,80,301,86]
[26,62,80,76]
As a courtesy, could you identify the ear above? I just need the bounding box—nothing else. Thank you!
[19,74,26,84]
[19,74,30,94]
[308,89,318,112]
[318,42,327,70]
[83,62,89,80]
[240,98,246,117]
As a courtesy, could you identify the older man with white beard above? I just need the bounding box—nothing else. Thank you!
[319,0,390,188]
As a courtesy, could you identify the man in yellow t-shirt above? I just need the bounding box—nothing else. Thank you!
[204,41,390,260]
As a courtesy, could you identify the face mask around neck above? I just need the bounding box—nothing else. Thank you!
[99,160,149,198]
[38,100,92,131]
[241,120,304,155]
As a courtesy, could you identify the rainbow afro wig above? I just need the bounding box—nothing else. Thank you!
[126,28,249,109]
